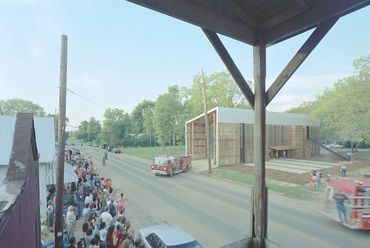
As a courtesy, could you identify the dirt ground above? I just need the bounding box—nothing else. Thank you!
[221,153,370,185]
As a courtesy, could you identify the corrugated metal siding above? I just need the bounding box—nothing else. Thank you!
[0,116,55,165]
[217,107,319,127]
[0,116,16,165]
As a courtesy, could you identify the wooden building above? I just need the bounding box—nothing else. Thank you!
[185,107,320,166]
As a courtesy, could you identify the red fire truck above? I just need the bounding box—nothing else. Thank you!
[322,177,370,229]
[151,155,192,176]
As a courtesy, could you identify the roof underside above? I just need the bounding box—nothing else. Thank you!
[127,0,369,46]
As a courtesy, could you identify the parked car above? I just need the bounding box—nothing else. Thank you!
[113,148,121,153]
[139,225,203,248]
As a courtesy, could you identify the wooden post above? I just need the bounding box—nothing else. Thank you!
[55,34,68,248]
[191,122,194,158]
[201,71,212,174]
[253,35,267,247]
[213,111,217,165]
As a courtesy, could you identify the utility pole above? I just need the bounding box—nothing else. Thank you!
[201,71,212,174]
[55,34,68,248]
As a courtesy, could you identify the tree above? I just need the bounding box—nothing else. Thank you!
[289,55,370,149]
[131,100,155,136]
[0,98,46,116]
[153,86,184,146]
[186,71,251,116]
[102,108,132,147]
[141,101,156,146]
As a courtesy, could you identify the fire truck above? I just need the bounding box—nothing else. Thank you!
[322,176,370,229]
[151,155,192,176]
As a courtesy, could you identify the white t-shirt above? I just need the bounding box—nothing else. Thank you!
[85,194,93,205]
[66,211,76,225]
[100,211,113,228]
[99,228,108,242]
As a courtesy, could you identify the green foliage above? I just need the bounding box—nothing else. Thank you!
[102,108,132,147]
[186,71,251,116]
[123,145,185,160]
[153,86,184,146]
[132,100,156,146]
[288,55,370,147]
[75,117,101,142]
[0,98,46,116]
[74,70,254,147]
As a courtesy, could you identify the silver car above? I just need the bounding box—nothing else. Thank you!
[138,225,203,248]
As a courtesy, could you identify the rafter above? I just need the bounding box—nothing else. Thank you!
[266,17,338,105]
[264,0,369,45]
[202,28,255,108]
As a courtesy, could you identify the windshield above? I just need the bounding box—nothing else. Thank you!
[154,158,168,165]
[168,241,203,248]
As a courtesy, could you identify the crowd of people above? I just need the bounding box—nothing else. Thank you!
[45,152,145,248]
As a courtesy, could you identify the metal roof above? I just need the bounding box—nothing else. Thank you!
[126,0,369,46]
[0,116,55,165]
[186,107,319,127]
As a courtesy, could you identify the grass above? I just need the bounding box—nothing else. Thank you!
[354,150,370,159]
[212,168,321,200]
[122,145,185,160]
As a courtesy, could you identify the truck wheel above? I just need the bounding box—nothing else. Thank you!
[155,173,159,176]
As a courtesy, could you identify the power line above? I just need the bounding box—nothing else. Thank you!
[66,88,108,109]
[66,124,79,129]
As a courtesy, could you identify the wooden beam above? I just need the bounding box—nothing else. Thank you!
[202,28,255,108]
[127,0,256,45]
[264,0,369,45]
[191,122,194,158]
[253,33,267,246]
[265,17,338,105]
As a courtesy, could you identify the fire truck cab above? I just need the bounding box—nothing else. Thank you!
[322,177,370,229]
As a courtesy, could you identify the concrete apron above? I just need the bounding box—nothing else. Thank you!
[245,159,338,174]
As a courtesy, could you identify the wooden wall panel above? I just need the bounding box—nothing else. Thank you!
[218,123,240,166]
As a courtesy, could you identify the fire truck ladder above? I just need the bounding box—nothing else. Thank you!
[307,137,349,161]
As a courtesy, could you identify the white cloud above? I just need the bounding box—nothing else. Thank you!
[266,72,351,112]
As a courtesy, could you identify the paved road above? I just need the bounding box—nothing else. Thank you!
[79,145,370,248]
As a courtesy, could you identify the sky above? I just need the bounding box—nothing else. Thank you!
[0,0,369,129]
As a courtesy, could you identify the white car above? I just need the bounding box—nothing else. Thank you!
[139,225,203,248]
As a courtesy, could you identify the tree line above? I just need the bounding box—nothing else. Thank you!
[289,55,369,150]
[2,55,368,150]
[71,71,251,147]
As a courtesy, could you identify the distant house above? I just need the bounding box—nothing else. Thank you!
[185,107,320,166]
[0,115,77,222]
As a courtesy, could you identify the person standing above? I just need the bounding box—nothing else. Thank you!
[333,190,348,223]
[316,170,322,189]
[99,222,108,248]
[102,157,106,166]
[310,171,317,191]
[66,206,77,239]
[100,208,113,228]
[341,163,347,177]
[46,201,54,231]
[82,203,91,223]
[76,188,84,218]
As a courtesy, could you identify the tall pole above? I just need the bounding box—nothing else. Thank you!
[253,35,267,248]
[201,71,212,174]
[55,34,68,248]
